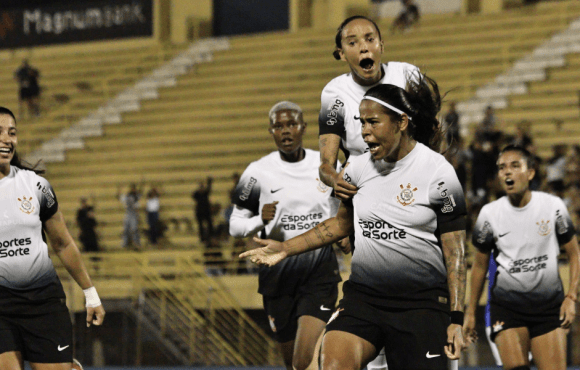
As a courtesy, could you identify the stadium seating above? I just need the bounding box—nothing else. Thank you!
[7,0,580,251]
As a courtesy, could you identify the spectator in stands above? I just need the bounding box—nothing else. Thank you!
[192,176,214,243]
[545,144,568,197]
[390,0,420,33]
[146,185,162,245]
[76,197,99,252]
[14,59,41,119]
[444,101,461,147]
[566,144,580,190]
[510,120,533,149]
[117,182,143,249]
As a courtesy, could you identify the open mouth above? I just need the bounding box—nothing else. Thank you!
[0,147,12,155]
[359,58,375,72]
[281,138,293,145]
[505,178,515,187]
[366,142,380,155]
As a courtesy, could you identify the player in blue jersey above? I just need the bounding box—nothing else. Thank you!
[0,107,105,370]
[241,74,467,370]
[465,145,580,370]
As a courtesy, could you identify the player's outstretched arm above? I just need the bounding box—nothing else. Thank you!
[319,134,357,200]
[560,237,580,328]
[240,201,354,266]
[441,230,467,359]
[44,209,105,326]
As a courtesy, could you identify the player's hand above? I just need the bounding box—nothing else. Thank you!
[444,323,465,360]
[239,236,288,267]
[332,175,357,200]
[87,304,105,327]
[463,310,478,345]
[261,201,278,224]
[560,295,577,329]
[336,237,351,254]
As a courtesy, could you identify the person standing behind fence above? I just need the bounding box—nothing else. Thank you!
[193,176,214,243]
[14,60,41,119]
[117,182,142,249]
[76,197,99,252]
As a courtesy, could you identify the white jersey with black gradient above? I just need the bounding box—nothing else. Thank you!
[472,191,575,314]
[318,62,419,160]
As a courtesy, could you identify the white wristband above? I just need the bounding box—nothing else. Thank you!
[83,286,101,308]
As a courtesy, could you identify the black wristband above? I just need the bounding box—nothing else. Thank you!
[450,311,464,325]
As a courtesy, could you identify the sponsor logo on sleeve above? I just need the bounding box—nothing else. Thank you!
[437,181,456,213]
[37,182,56,208]
[556,210,568,235]
[18,196,35,215]
[536,219,551,236]
[476,221,492,245]
[239,177,257,201]
[397,183,417,206]
[325,99,344,126]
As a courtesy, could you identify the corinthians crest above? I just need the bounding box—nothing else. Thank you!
[397,183,417,206]
[18,196,35,215]
[536,219,551,236]
[316,178,330,193]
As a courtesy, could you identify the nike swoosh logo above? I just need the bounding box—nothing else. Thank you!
[498,232,510,238]
[426,352,440,358]
[320,305,331,311]
[271,188,283,193]
[58,345,70,351]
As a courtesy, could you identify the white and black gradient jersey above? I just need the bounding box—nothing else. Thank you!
[318,62,419,160]
[230,149,341,297]
[342,143,467,311]
[472,192,575,314]
[0,166,65,313]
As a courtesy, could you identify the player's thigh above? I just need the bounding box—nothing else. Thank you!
[530,327,567,370]
[30,363,71,370]
[321,330,376,370]
[0,351,24,370]
[494,327,531,369]
[293,315,326,369]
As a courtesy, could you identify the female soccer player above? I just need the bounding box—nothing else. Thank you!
[0,107,105,370]
[465,145,580,370]
[318,15,419,200]
[229,101,341,370]
[241,74,468,370]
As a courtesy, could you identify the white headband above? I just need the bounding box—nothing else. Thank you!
[362,96,412,120]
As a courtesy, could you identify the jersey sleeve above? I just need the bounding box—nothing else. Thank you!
[34,175,59,222]
[472,207,495,253]
[231,164,261,214]
[318,84,347,136]
[342,155,365,188]
[429,162,467,234]
[553,197,576,245]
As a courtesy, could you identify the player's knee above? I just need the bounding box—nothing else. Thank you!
[292,354,314,370]
[508,366,530,370]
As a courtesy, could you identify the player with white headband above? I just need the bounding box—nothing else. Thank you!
[242,73,468,370]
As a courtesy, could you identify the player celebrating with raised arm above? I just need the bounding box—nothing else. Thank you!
[465,145,580,370]
[318,15,419,200]
[242,75,467,370]
[229,101,341,370]
[0,107,105,370]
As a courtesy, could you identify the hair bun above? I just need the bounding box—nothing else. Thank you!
[333,50,341,60]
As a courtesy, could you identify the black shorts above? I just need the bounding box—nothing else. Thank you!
[326,293,450,370]
[489,302,562,342]
[0,299,73,363]
[263,282,338,343]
